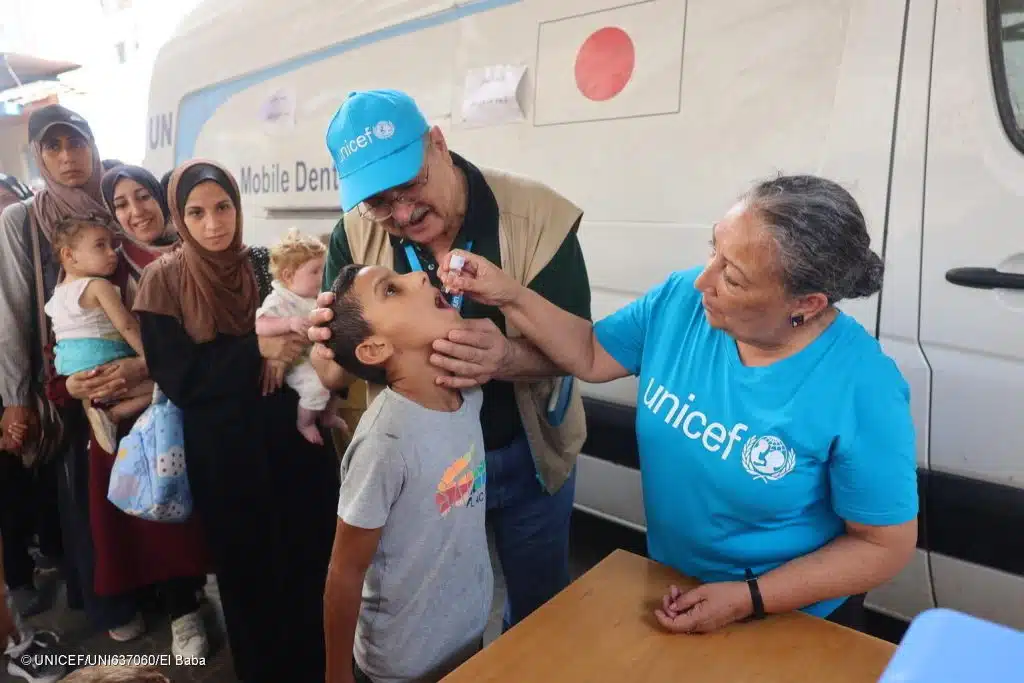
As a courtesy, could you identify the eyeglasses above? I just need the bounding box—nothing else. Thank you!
[356,162,430,223]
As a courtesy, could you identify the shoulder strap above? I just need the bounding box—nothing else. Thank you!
[27,209,54,381]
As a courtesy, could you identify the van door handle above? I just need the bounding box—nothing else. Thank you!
[945,267,1024,290]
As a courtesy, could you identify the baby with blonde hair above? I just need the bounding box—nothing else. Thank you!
[256,228,345,444]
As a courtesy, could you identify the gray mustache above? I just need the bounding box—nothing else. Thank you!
[394,205,429,227]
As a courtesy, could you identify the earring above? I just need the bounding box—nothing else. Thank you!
[790,314,805,328]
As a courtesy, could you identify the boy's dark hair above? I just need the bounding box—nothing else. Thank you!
[328,264,387,385]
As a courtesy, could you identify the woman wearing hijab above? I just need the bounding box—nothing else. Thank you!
[102,165,177,281]
[43,164,212,656]
[0,105,144,636]
[134,160,339,683]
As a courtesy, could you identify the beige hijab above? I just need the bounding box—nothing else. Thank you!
[133,160,257,343]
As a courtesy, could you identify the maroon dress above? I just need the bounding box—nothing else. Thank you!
[48,241,211,596]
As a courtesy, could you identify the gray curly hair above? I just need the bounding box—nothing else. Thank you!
[742,175,884,303]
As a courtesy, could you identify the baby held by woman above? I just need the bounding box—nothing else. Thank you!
[256,229,345,444]
[44,218,151,453]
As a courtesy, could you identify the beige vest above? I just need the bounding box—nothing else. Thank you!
[344,166,587,493]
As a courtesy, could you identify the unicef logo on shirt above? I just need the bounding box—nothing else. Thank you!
[741,435,796,482]
[374,120,395,140]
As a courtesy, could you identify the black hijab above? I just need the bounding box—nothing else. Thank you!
[160,170,172,198]
[101,165,171,223]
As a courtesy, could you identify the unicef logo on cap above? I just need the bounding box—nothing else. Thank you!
[373,120,395,140]
[741,435,796,482]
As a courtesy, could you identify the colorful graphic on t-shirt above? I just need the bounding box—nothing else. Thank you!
[435,444,486,516]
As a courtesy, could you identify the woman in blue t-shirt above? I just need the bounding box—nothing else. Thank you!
[437,174,918,633]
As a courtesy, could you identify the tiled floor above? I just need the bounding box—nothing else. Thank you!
[1,512,608,683]
[2,512,903,682]
[2,578,233,683]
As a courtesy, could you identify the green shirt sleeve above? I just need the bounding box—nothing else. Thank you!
[323,217,354,291]
[525,215,592,321]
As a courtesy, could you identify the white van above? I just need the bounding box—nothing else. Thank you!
[144,0,1024,631]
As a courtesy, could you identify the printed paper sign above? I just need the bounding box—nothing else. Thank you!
[461,65,527,127]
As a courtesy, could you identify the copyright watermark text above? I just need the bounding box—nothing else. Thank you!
[21,654,206,667]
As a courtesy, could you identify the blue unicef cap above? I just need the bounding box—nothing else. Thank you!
[325,89,429,212]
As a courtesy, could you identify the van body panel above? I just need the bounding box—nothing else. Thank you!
[144,0,1024,629]
[924,0,1024,489]
[917,0,1024,624]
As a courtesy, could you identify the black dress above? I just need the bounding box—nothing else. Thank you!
[137,306,339,683]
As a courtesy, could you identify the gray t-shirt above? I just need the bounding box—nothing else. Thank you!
[0,199,46,407]
[338,387,493,683]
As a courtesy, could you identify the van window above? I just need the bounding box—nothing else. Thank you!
[989,0,1024,150]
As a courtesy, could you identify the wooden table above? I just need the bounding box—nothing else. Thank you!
[442,550,895,683]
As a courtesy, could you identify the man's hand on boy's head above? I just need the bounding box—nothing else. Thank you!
[309,291,336,360]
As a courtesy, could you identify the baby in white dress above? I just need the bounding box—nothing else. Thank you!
[256,229,345,444]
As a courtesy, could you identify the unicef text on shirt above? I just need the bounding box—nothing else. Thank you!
[642,378,748,460]
[642,378,798,482]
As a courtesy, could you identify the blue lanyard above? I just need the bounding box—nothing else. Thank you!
[404,239,474,312]
[404,238,572,426]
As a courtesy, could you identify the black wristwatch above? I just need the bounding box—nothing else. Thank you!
[744,568,766,621]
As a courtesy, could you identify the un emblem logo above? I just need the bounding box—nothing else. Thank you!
[374,120,395,139]
[741,435,796,482]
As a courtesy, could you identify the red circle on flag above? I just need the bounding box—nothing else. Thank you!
[574,27,635,101]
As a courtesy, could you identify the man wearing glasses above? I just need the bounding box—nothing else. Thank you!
[312,89,591,631]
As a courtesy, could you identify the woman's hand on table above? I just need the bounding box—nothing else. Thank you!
[258,332,306,365]
[438,250,523,308]
[654,582,753,634]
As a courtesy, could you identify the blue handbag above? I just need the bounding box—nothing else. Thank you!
[107,384,192,523]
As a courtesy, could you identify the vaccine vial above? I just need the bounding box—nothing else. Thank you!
[444,253,466,299]
[448,253,466,273]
